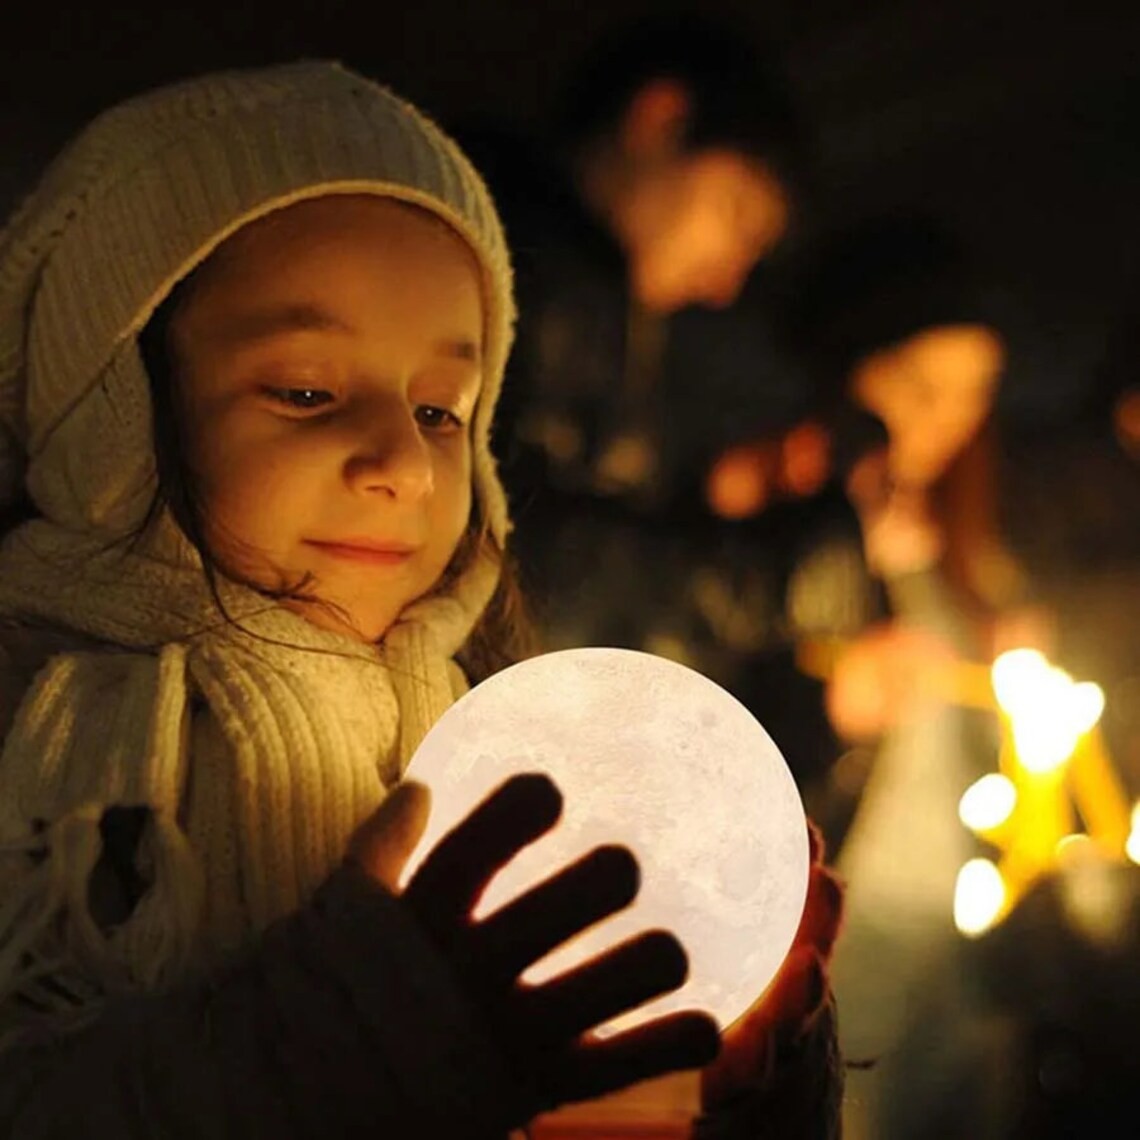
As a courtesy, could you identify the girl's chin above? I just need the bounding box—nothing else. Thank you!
[279,595,395,644]
[218,558,400,643]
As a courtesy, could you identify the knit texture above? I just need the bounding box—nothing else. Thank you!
[0,60,516,1034]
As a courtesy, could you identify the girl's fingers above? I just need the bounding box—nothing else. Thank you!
[470,844,640,986]
[806,819,824,865]
[765,949,826,1039]
[794,864,844,960]
[723,947,819,1055]
[698,827,843,1115]
[346,781,432,892]
[513,929,689,1046]
[551,1010,721,1107]
[404,773,562,935]
[702,950,824,1109]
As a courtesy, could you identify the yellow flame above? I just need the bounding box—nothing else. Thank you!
[991,650,1106,774]
[954,858,1006,937]
[1127,802,1140,865]
[991,649,1049,714]
[1014,723,1077,774]
[959,774,1017,832]
[1072,683,1106,734]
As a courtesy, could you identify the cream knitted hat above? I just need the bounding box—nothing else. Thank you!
[0,58,515,545]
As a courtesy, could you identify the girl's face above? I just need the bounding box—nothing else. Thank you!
[850,324,1004,488]
[168,195,484,642]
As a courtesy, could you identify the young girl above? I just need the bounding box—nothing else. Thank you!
[0,61,840,1137]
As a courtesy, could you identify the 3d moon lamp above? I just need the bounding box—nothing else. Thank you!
[402,647,810,1034]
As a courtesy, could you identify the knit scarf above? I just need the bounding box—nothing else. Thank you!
[0,513,496,1018]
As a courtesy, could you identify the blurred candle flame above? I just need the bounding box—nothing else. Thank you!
[959,773,1017,833]
[991,650,1105,774]
[954,858,1006,937]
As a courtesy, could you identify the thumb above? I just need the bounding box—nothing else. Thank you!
[347,781,432,893]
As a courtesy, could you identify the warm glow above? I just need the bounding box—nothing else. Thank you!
[1015,724,1077,774]
[1127,802,1140,865]
[1056,833,1093,861]
[959,774,1017,832]
[991,648,1049,713]
[1071,682,1106,733]
[954,858,1006,937]
[991,650,1106,774]
[402,648,810,1034]
[952,654,1123,938]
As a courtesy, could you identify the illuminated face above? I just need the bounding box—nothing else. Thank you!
[169,195,483,642]
[850,324,1004,487]
[626,150,788,313]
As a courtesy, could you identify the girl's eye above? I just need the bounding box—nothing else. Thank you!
[265,387,335,412]
[415,406,464,432]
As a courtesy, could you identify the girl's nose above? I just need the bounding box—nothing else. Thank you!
[344,408,434,500]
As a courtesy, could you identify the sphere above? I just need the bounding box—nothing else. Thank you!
[402,647,809,1033]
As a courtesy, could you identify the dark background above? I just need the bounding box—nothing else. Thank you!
[3,0,1138,416]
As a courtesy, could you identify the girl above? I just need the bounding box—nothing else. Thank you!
[0,61,840,1137]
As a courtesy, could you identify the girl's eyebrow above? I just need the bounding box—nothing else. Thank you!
[217,303,355,345]
[216,302,481,360]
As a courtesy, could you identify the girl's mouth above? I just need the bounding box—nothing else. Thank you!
[304,540,416,566]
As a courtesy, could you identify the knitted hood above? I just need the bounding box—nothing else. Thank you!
[0,58,514,544]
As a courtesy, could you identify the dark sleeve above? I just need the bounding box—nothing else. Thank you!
[0,865,529,1139]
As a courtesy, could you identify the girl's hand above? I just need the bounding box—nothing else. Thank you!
[349,774,722,1114]
[694,822,845,1139]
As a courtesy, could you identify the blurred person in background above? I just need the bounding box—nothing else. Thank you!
[462,11,804,509]
[756,213,1140,1139]
[451,14,855,811]
[784,219,1140,787]
[711,214,1014,1140]
[699,217,1010,857]
[710,217,1011,740]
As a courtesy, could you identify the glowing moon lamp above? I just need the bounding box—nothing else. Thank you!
[402,647,810,1034]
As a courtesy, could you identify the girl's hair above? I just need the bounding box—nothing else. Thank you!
[136,275,539,684]
[0,486,35,540]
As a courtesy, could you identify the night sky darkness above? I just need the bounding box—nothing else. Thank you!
[3,0,1137,416]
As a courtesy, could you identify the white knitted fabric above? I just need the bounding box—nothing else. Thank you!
[0,61,516,1020]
